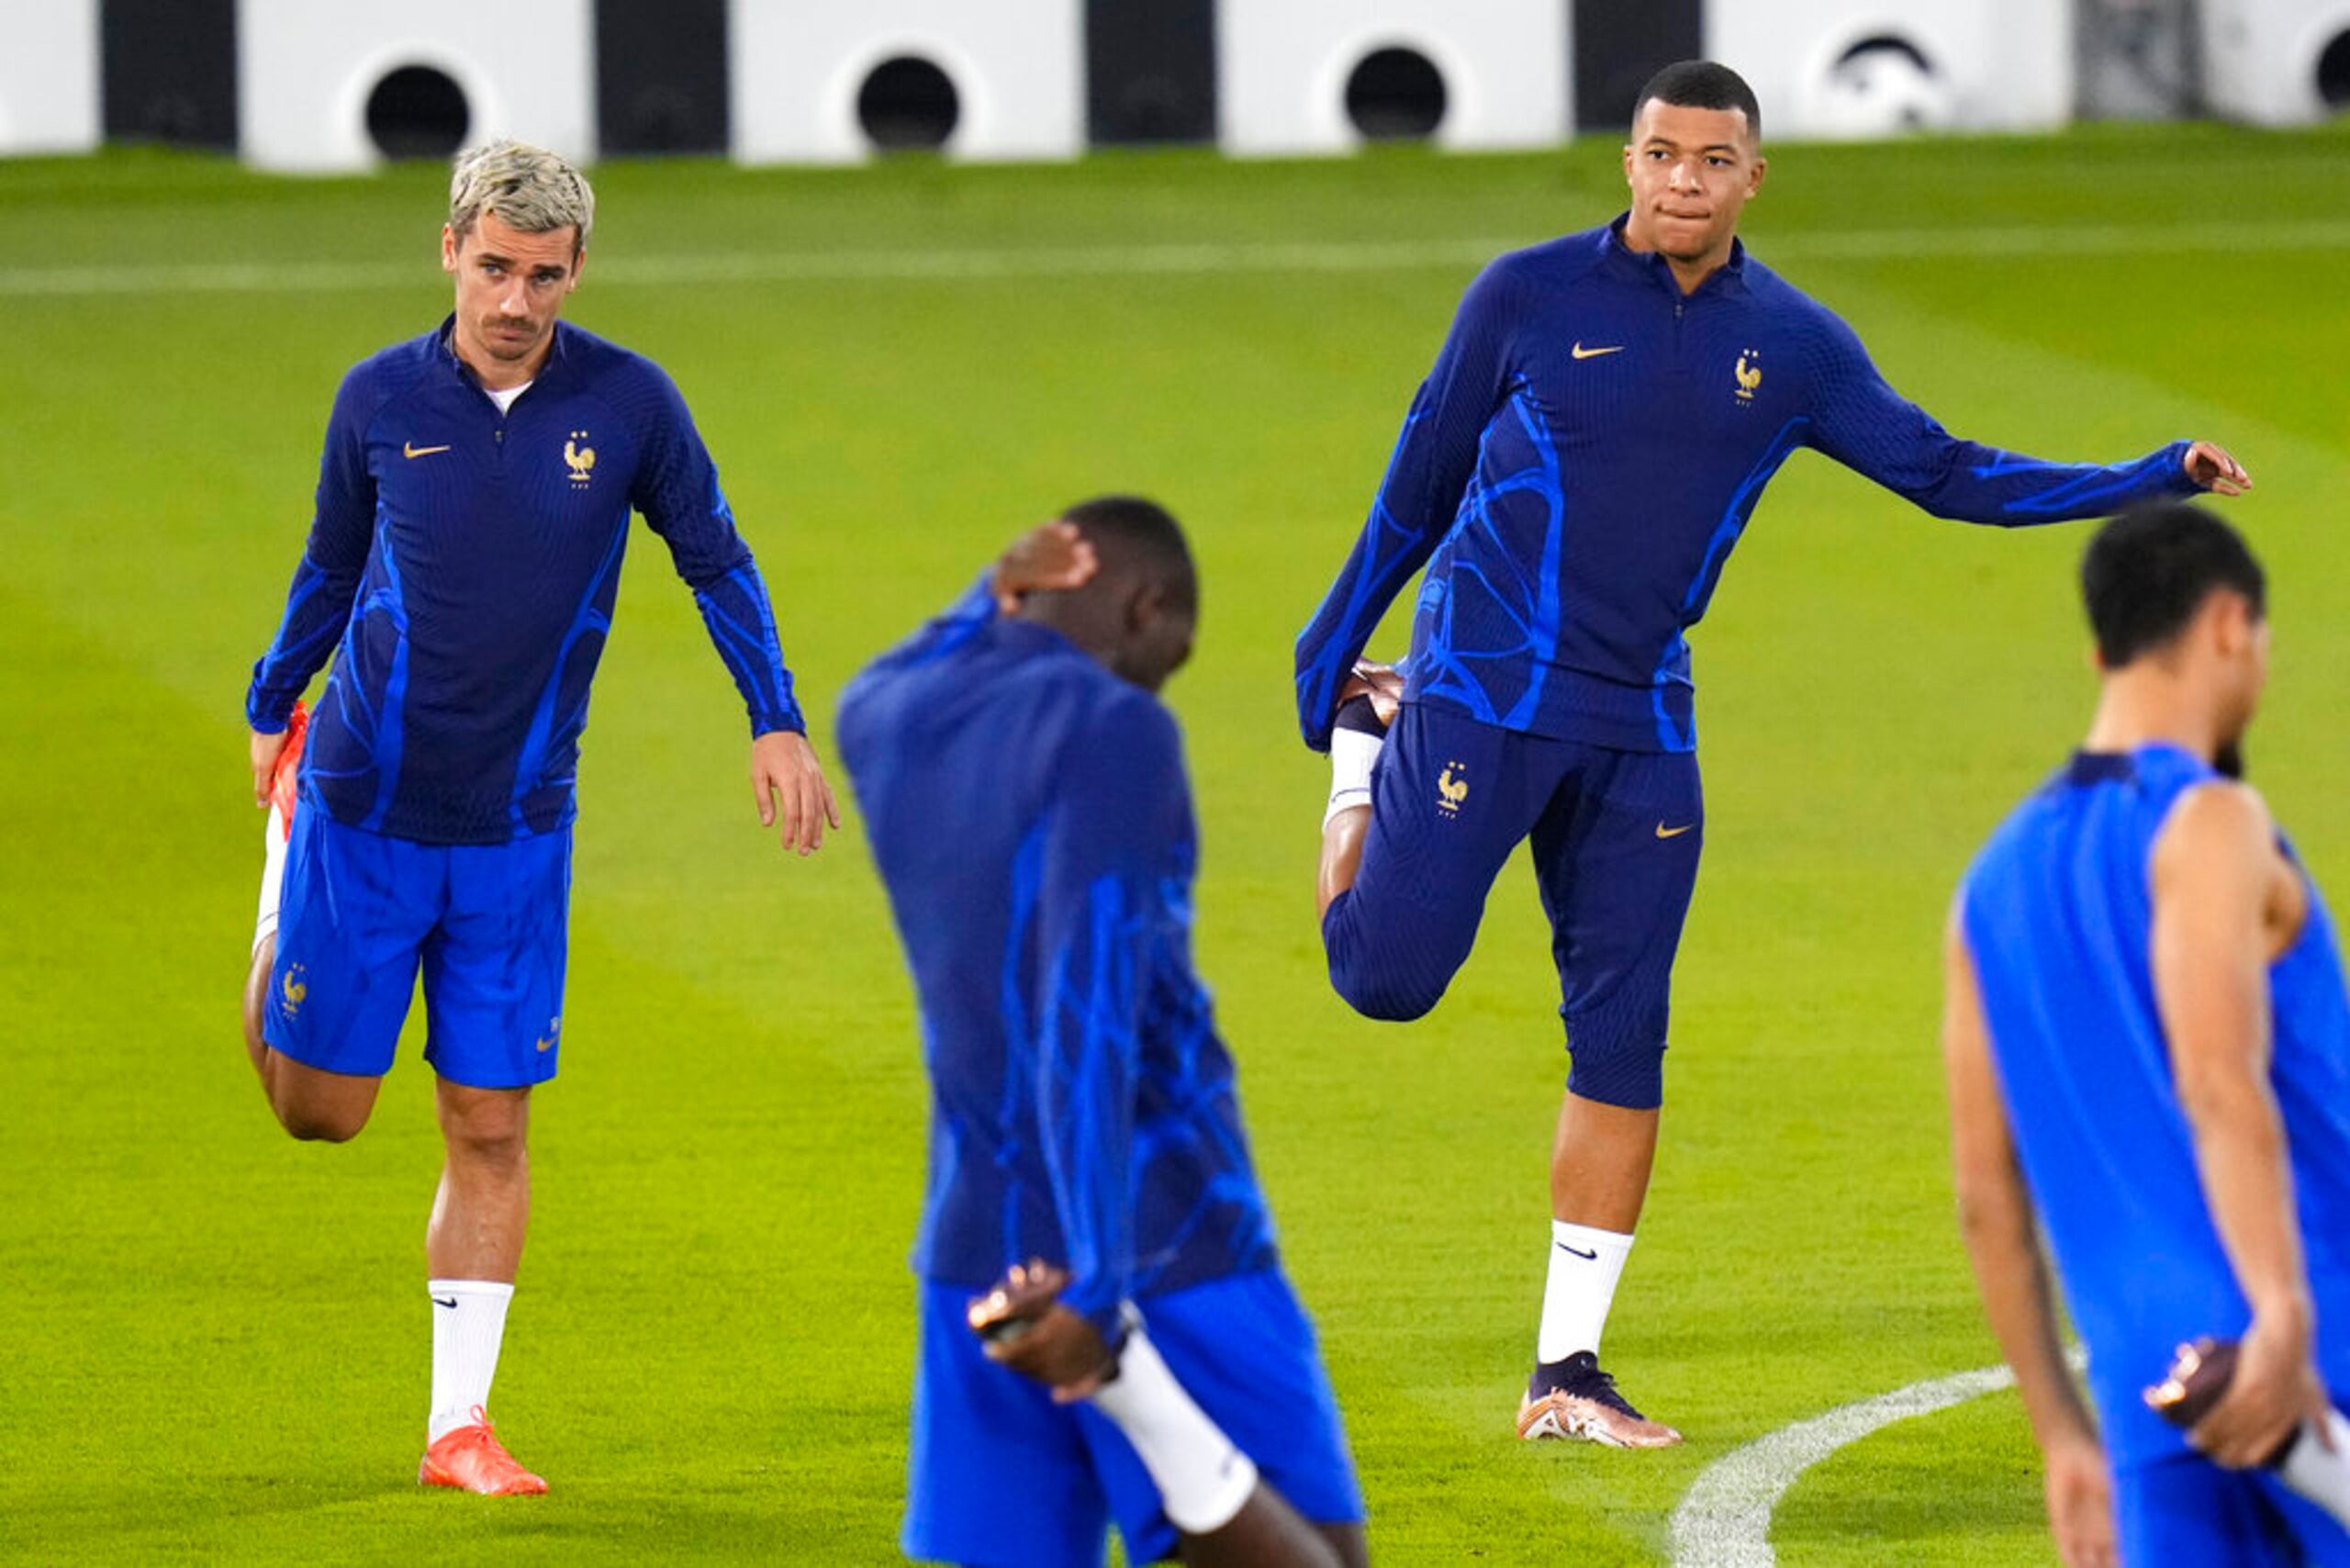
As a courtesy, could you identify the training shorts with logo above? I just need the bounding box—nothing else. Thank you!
[903,1267,1364,1568]
[263,798,571,1090]
[1320,700,1703,1109]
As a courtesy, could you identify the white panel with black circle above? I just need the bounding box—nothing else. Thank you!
[1218,0,1571,156]
[238,0,595,174]
[2200,0,2350,125]
[0,0,100,154]
[729,0,1082,164]
[1703,0,2070,140]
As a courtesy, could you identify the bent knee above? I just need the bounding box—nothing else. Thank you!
[1328,956,1449,1022]
[275,1102,370,1143]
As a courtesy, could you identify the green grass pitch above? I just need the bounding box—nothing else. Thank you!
[2,123,2346,1563]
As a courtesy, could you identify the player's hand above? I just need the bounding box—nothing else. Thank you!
[992,520,1098,613]
[2190,1305,2325,1469]
[2040,1434,2117,1568]
[968,1260,1119,1402]
[1339,659,1404,727]
[250,728,290,808]
[751,729,842,857]
[2182,441,2252,497]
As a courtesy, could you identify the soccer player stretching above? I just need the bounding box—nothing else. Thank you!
[841,505,1368,1566]
[1294,59,2253,1445]
[1947,503,2350,1567]
[240,141,837,1494]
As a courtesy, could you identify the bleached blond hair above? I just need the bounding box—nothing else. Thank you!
[448,140,594,254]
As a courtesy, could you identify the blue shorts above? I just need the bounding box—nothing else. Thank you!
[903,1269,1364,1568]
[2116,1452,2350,1566]
[1322,700,1702,1109]
[263,802,572,1090]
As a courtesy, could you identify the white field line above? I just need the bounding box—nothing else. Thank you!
[1667,1349,2087,1566]
[3,219,2346,297]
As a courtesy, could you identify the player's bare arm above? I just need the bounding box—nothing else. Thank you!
[1942,913,2116,1568]
[249,726,289,807]
[2150,780,2331,1469]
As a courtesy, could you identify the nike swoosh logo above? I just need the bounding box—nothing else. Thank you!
[431,1296,459,1309]
[403,442,451,459]
[1555,1242,1599,1260]
[1571,342,1625,360]
[1656,823,1695,839]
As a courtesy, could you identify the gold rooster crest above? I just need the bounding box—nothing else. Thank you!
[563,431,597,486]
[1734,350,1762,401]
[1437,760,1469,815]
[280,963,308,1019]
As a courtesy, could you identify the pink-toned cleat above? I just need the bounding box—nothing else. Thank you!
[268,700,309,830]
[418,1406,547,1495]
[1516,1353,1683,1448]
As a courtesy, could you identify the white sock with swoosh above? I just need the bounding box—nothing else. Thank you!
[428,1280,514,1443]
[1538,1221,1634,1365]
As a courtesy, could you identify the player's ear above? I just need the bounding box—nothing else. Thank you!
[442,224,459,274]
[567,247,587,292]
[1747,155,1767,198]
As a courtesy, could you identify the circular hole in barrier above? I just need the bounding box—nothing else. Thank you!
[366,65,470,160]
[1345,47,1447,141]
[2319,29,2350,111]
[857,56,959,151]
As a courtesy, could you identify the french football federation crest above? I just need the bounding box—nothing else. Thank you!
[1437,760,1469,816]
[279,962,308,1022]
[1734,349,1762,403]
[563,431,596,487]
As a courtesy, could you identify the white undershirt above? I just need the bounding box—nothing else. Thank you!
[485,380,532,415]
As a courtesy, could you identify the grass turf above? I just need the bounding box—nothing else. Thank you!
[0,124,2345,1563]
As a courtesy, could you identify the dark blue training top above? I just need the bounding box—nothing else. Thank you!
[246,318,803,845]
[1962,745,2350,1470]
[1294,217,2199,753]
[837,582,1277,1338]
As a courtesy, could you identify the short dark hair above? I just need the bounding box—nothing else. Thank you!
[2081,502,2265,667]
[1061,494,1197,613]
[1633,61,1762,140]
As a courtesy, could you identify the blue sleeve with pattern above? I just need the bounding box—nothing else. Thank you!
[1807,310,2195,526]
[1032,695,1187,1338]
[629,367,807,736]
[245,366,376,732]
[1293,259,1521,750]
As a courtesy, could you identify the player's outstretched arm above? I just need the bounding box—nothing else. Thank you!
[972,1265,1365,1568]
[2150,783,2332,1470]
[1805,312,2251,525]
[1942,912,2116,1568]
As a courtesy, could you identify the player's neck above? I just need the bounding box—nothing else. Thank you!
[1618,223,1733,295]
[2082,677,2225,766]
[451,326,553,392]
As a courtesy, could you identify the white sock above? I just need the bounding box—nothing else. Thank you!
[428,1280,514,1443]
[1089,1320,1259,1535]
[1324,726,1383,827]
[2278,1409,2350,1527]
[252,802,290,955]
[1537,1220,1635,1364]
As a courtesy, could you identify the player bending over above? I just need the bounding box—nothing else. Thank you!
[840,504,1367,1567]
[240,140,836,1494]
[1293,59,2251,1445]
[1947,503,2350,1566]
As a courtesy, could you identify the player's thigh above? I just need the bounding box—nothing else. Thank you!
[264,807,437,1080]
[1085,1270,1365,1564]
[420,828,571,1092]
[2113,1455,2308,1567]
[903,1281,1111,1568]
[1335,703,1560,956]
[1531,747,1702,1020]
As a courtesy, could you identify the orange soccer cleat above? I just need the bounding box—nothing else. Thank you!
[268,700,310,829]
[418,1406,547,1495]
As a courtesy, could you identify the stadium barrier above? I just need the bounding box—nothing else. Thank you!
[0,0,99,156]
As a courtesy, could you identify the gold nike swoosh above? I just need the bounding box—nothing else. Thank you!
[403,442,451,459]
[1572,342,1625,360]
[1656,822,1695,839]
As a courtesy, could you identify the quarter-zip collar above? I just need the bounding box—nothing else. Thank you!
[433,312,575,403]
[1597,212,1750,302]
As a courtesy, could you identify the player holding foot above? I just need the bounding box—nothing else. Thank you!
[240,140,836,1494]
[1948,504,2350,1566]
[1294,60,2252,1447]
[840,504,1367,1567]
